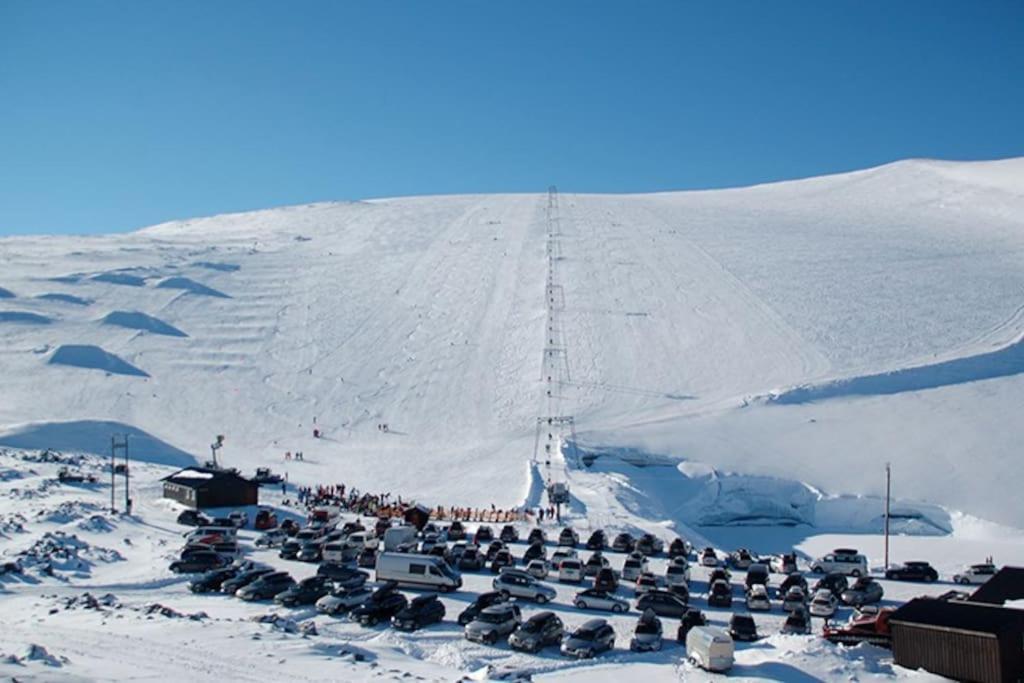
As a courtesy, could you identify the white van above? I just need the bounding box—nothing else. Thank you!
[810,548,869,577]
[686,626,734,673]
[375,552,462,591]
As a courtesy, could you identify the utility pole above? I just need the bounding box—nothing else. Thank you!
[884,462,892,570]
[110,437,117,514]
[210,435,225,469]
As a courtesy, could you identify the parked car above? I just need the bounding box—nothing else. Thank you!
[809,588,839,617]
[474,525,494,545]
[526,558,549,579]
[841,577,884,607]
[522,541,546,564]
[508,611,565,653]
[953,562,997,585]
[297,540,324,563]
[170,551,229,574]
[559,558,584,583]
[665,560,690,587]
[746,584,772,611]
[189,565,245,593]
[221,566,274,594]
[357,546,377,568]
[677,607,708,642]
[493,568,557,603]
[447,521,466,541]
[637,589,689,617]
[782,606,812,635]
[316,564,369,588]
[729,613,758,642]
[484,540,505,562]
[810,548,868,577]
[253,508,277,530]
[177,510,211,527]
[700,547,719,567]
[812,572,849,598]
[779,572,808,595]
[612,533,636,553]
[558,527,579,547]
[687,626,734,673]
[491,548,515,574]
[574,588,629,613]
[586,529,607,550]
[635,534,664,557]
[630,609,663,652]
[464,603,521,645]
[561,618,616,659]
[745,563,770,589]
[584,552,610,577]
[280,519,300,536]
[634,572,658,595]
[275,575,333,606]
[237,571,296,601]
[457,590,507,626]
[707,579,733,608]
[667,582,691,604]
[351,585,408,626]
[550,548,578,567]
[392,593,445,631]
[668,537,692,559]
[728,548,754,570]
[771,553,799,575]
[279,538,302,560]
[315,585,373,615]
[885,561,938,582]
[376,552,462,592]
[622,553,649,582]
[527,528,546,546]
[782,586,808,613]
[458,546,485,571]
[255,528,288,548]
[593,567,619,592]
[499,525,519,543]
[228,510,248,529]
[708,567,732,585]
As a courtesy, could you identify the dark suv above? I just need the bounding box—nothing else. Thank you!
[458,590,507,626]
[637,589,689,617]
[352,585,408,626]
[169,551,228,574]
[885,561,938,582]
[237,571,295,601]
[275,575,333,606]
[509,611,565,653]
[392,593,445,631]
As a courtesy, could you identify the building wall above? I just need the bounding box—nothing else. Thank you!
[892,623,1009,683]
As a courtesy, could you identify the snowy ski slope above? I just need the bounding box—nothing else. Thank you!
[1,158,1023,526]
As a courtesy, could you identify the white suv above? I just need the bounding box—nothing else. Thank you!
[810,548,868,577]
[954,563,997,585]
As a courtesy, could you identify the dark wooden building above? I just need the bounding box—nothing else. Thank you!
[891,598,1024,683]
[403,503,431,531]
[162,467,258,509]
[972,567,1024,605]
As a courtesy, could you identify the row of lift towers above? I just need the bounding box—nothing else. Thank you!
[534,186,577,521]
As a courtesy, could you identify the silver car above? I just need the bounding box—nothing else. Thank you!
[315,585,372,615]
[492,569,557,603]
[464,603,522,645]
[574,588,629,613]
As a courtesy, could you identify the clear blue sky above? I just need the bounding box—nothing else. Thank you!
[1,1,1022,235]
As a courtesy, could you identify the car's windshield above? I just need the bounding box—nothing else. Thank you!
[636,622,659,634]
[572,629,597,640]
[520,619,543,633]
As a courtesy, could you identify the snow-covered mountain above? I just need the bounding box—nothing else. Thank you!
[2,157,1023,527]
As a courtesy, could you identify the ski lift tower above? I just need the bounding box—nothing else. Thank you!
[208,435,225,469]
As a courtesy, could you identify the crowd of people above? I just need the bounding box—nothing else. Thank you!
[286,481,560,525]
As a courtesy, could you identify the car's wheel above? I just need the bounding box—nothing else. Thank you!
[366,616,378,626]
[500,590,511,600]
[850,570,861,578]
[484,631,498,645]
[926,574,936,583]
[576,600,587,609]
[812,566,823,574]
[612,603,625,613]
[536,594,549,604]
[957,577,969,585]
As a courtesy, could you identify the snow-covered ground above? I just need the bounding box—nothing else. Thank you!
[1,157,1023,679]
